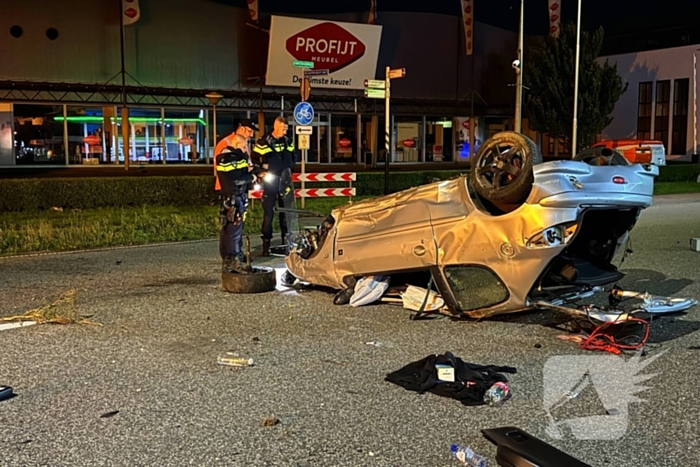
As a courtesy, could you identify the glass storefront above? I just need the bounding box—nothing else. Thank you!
[426,118,453,162]
[393,116,422,163]
[0,103,480,167]
[331,114,358,163]
[13,104,66,165]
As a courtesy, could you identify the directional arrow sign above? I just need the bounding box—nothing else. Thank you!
[364,88,386,99]
[364,79,386,89]
[295,125,313,135]
[388,68,406,79]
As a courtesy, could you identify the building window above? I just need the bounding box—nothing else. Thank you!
[426,118,453,162]
[330,114,358,163]
[654,80,670,149]
[393,116,423,162]
[637,81,652,140]
[672,78,689,155]
[13,104,65,165]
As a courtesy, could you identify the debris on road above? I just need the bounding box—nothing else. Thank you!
[217,352,254,367]
[365,341,384,347]
[691,238,700,251]
[449,443,487,467]
[483,381,511,407]
[349,275,390,307]
[401,285,444,312]
[261,416,280,427]
[0,290,100,326]
[385,352,516,406]
[0,321,37,331]
[0,385,14,402]
[100,410,119,419]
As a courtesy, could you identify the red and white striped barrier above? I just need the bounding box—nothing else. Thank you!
[248,187,355,199]
[293,173,356,182]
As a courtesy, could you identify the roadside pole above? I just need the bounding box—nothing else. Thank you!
[365,68,405,195]
[385,66,390,195]
[293,60,314,209]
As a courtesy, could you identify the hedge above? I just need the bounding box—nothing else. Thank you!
[1,163,695,212]
[0,171,467,212]
[655,163,700,182]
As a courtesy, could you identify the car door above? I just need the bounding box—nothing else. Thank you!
[333,200,437,280]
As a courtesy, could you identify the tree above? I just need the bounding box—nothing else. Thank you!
[524,24,627,153]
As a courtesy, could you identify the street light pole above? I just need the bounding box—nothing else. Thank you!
[206,92,223,162]
[514,0,524,133]
[572,0,582,157]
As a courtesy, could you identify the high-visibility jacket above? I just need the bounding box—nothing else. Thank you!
[213,133,251,191]
[252,133,296,176]
[215,147,253,196]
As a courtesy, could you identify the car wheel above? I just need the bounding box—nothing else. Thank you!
[221,266,276,293]
[470,131,542,204]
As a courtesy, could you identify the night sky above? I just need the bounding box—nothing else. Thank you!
[216,0,700,38]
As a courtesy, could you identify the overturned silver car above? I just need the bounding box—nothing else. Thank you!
[283,132,661,318]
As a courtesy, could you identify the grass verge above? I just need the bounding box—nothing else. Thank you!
[653,182,700,196]
[0,197,370,256]
[2,182,699,256]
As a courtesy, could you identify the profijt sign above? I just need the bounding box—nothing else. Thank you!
[266,16,382,90]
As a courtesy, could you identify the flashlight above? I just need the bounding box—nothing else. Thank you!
[264,173,275,182]
[254,183,262,191]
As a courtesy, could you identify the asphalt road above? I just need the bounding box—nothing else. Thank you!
[1,194,700,467]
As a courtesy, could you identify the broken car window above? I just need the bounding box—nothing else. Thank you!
[444,266,509,311]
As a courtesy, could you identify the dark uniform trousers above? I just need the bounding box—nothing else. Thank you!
[261,169,294,242]
[219,188,246,261]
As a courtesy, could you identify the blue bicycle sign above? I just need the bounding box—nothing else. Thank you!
[294,102,314,126]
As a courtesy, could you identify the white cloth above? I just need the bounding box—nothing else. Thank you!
[349,275,390,307]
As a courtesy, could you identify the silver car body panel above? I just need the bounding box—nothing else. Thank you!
[285,160,659,317]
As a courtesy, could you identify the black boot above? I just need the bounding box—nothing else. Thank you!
[261,239,271,257]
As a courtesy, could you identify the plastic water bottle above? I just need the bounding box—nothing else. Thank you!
[450,444,487,467]
[217,352,254,367]
[483,381,510,407]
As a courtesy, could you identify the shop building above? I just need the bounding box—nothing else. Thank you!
[0,0,522,170]
[599,44,699,161]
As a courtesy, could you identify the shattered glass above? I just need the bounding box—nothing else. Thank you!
[445,266,509,311]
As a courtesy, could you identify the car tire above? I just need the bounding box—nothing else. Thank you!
[470,131,542,204]
[221,267,276,294]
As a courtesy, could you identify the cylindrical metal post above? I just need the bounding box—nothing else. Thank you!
[62,104,69,165]
[212,104,218,149]
[694,50,698,158]
[301,148,306,208]
[572,0,582,157]
[514,0,524,133]
[161,107,166,164]
[384,66,390,195]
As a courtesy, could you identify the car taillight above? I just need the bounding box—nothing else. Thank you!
[613,176,626,184]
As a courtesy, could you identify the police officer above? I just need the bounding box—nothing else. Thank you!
[216,134,259,272]
[253,116,296,256]
[213,118,258,192]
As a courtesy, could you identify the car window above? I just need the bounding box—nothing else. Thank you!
[444,266,509,311]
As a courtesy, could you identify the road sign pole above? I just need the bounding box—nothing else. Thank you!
[384,66,391,195]
[301,148,306,208]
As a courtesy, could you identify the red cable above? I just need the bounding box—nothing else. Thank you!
[579,317,650,355]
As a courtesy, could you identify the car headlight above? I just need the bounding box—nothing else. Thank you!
[526,223,578,249]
